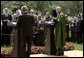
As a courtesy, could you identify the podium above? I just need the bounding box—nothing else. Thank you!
[9,21,27,57]
[7,21,19,57]
[42,21,56,55]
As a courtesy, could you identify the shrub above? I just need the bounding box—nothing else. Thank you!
[64,42,74,51]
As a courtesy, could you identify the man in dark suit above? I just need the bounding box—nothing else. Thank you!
[1,8,12,46]
[17,5,34,57]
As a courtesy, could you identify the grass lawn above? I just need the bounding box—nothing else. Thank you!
[68,30,83,51]
[1,45,12,48]
[73,43,83,51]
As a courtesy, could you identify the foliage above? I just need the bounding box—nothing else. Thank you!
[1,1,83,15]
[31,46,44,54]
[64,42,83,51]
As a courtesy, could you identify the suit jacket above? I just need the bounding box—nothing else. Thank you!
[1,14,12,33]
[17,14,34,37]
[1,14,12,21]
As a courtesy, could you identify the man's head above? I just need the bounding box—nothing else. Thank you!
[21,5,28,14]
[45,12,51,19]
[56,6,62,14]
[38,14,41,20]
[30,9,35,15]
[12,6,18,13]
[3,8,9,14]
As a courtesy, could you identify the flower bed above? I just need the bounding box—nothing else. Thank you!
[1,42,74,57]
[64,42,74,51]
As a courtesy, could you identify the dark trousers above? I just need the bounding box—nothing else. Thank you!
[1,35,10,46]
[71,27,75,42]
[71,31,75,42]
[17,35,32,57]
[66,26,69,42]
[26,37,32,57]
[74,32,81,43]
[1,21,13,46]
[56,48,64,56]
[80,32,83,43]
[1,24,12,46]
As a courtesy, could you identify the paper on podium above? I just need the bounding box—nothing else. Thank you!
[11,22,17,25]
[46,21,53,24]
[7,21,17,27]
[45,21,54,25]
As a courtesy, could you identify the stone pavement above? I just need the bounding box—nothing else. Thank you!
[64,50,83,57]
[30,50,83,57]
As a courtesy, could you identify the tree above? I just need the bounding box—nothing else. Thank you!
[1,1,83,15]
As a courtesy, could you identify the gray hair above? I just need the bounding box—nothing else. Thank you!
[21,5,28,14]
[21,5,28,11]
[3,8,9,14]
[56,6,62,10]
[56,6,62,14]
